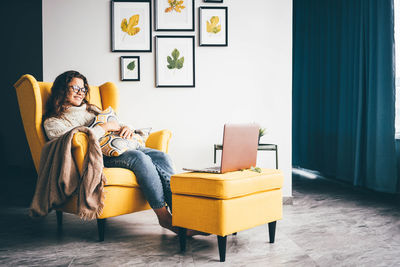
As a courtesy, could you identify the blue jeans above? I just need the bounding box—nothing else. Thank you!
[103,147,174,209]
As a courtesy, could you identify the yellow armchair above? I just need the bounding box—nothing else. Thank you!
[14,74,172,241]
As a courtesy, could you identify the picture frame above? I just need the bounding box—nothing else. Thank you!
[111,0,152,52]
[204,0,223,2]
[155,0,194,31]
[120,56,140,81]
[199,7,228,46]
[155,36,195,87]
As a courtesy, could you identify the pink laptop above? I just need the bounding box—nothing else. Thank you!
[183,123,259,173]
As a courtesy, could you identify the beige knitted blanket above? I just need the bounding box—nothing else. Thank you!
[29,126,106,220]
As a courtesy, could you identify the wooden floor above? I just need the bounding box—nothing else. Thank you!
[0,171,399,266]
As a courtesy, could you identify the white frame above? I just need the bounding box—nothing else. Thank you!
[155,36,195,87]
[111,0,152,52]
[199,6,228,46]
[120,56,140,81]
[155,0,194,31]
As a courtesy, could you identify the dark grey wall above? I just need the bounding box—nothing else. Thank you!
[0,1,42,205]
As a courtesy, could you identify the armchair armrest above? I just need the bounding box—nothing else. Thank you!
[145,129,172,153]
[71,132,89,176]
[58,132,89,214]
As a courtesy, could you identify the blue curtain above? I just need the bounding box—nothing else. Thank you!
[293,0,398,193]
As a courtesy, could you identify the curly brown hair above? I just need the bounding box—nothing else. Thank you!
[43,70,95,120]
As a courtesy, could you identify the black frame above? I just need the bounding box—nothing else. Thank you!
[120,56,140,81]
[154,0,195,31]
[199,6,228,46]
[111,0,152,52]
[155,35,195,88]
[204,0,223,2]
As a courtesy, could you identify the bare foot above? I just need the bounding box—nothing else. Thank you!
[154,207,211,236]
[153,207,179,234]
[159,219,180,234]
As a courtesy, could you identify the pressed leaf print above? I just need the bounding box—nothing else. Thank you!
[127,60,136,71]
[167,48,184,70]
[121,14,140,39]
[206,16,221,34]
[165,0,185,13]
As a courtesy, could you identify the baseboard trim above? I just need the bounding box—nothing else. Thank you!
[283,197,293,205]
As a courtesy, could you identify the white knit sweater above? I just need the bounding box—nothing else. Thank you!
[43,104,105,140]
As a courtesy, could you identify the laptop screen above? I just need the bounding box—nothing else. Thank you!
[220,123,259,173]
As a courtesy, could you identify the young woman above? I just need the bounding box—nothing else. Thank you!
[43,70,191,235]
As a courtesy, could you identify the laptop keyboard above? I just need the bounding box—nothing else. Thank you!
[182,166,221,173]
[204,166,221,171]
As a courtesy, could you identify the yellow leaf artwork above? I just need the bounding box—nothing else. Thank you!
[165,0,185,13]
[121,14,140,37]
[206,16,221,34]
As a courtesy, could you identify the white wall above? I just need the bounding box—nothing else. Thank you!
[43,0,292,197]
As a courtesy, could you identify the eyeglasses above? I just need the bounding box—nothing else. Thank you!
[69,85,88,94]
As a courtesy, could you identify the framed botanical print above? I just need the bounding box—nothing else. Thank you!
[155,0,194,31]
[199,6,228,46]
[155,36,195,87]
[120,56,140,81]
[111,0,152,52]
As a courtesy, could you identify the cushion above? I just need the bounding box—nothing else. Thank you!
[171,169,284,199]
[135,127,152,140]
[88,106,145,157]
[89,106,118,127]
[99,133,141,157]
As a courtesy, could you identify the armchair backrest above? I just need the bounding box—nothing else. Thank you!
[14,74,120,173]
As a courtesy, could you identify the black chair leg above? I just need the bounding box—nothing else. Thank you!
[268,221,277,243]
[217,235,227,262]
[56,210,63,232]
[97,219,106,242]
[179,227,187,252]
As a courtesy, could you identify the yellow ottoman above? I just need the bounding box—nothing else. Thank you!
[171,169,284,262]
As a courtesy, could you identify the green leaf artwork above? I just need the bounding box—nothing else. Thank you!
[127,60,136,71]
[167,48,184,70]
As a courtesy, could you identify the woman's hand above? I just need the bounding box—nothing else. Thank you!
[100,121,121,132]
[118,126,134,139]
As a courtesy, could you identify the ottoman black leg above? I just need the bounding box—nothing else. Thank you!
[268,221,277,243]
[179,228,187,252]
[56,210,63,232]
[217,235,227,262]
[97,218,106,242]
